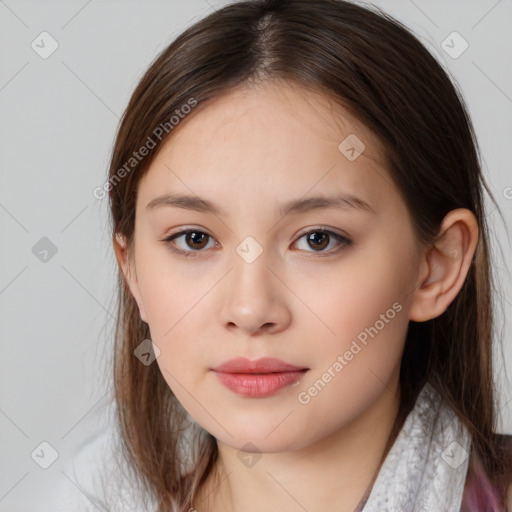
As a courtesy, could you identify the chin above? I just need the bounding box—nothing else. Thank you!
[210,420,319,455]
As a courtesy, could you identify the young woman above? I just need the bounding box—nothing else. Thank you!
[86,0,512,510]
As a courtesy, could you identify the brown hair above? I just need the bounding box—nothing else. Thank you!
[107,0,512,509]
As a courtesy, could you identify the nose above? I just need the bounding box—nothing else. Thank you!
[218,250,292,337]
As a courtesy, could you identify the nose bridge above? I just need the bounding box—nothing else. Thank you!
[230,238,275,308]
[218,236,288,334]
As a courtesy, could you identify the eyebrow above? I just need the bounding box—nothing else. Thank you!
[146,192,375,217]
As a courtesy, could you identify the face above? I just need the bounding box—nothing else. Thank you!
[119,80,424,454]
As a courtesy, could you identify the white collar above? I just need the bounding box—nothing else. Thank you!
[361,382,471,512]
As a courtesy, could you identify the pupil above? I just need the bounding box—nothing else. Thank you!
[187,232,208,249]
[308,232,329,250]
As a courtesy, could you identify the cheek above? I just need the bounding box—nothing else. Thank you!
[134,248,200,349]
[302,247,411,339]
[291,258,409,440]
[291,240,415,400]
[136,240,203,327]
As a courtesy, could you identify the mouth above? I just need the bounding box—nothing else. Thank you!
[211,357,309,398]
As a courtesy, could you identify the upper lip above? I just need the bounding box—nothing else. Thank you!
[212,357,308,374]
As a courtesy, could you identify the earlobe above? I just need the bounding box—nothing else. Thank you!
[409,208,479,322]
[113,232,148,323]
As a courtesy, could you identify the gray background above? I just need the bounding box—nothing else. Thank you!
[1,0,511,509]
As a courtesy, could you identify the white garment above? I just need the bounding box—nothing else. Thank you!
[362,382,471,511]
[51,422,158,511]
[51,382,470,512]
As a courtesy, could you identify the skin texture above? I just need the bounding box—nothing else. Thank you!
[115,80,479,512]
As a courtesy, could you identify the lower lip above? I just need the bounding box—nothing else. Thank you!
[213,370,307,397]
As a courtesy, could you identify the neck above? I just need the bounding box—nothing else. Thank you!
[194,377,404,512]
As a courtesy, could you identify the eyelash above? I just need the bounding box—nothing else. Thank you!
[160,227,352,258]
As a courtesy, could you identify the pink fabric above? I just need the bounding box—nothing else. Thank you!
[460,452,505,512]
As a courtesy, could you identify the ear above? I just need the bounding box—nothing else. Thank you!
[113,233,148,323]
[409,208,479,322]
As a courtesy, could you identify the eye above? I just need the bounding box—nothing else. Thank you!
[161,227,352,258]
[292,228,352,255]
[161,229,217,257]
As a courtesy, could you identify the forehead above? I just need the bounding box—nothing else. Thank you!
[137,80,395,216]
[163,79,387,163]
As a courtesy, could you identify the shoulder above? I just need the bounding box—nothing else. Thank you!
[50,409,158,511]
[496,433,512,511]
[461,432,512,512]
[486,432,512,511]
[64,423,123,510]
[43,423,115,512]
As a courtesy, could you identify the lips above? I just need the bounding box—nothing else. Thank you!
[211,357,309,398]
